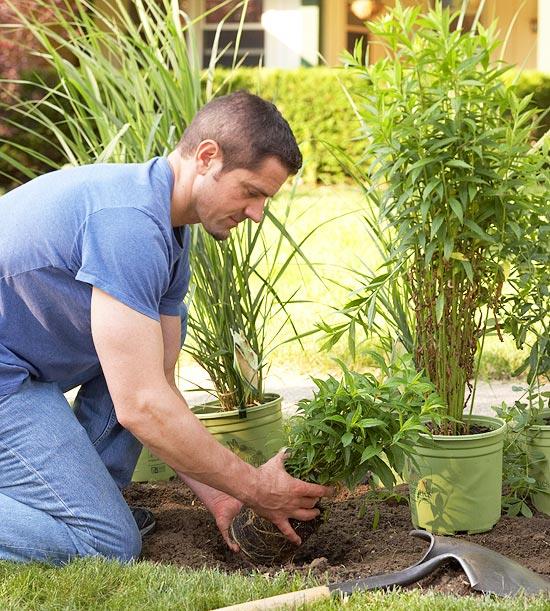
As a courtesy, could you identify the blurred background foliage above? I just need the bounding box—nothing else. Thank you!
[2,62,549,192]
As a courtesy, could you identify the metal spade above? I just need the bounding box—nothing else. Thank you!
[215,530,550,610]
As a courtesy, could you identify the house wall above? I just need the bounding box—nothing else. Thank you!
[320,0,540,71]
[186,0,318,68]
[483,0,538,70]
[99,1,544,72]
[539,0,550,72]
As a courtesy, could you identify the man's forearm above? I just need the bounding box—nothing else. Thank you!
[178,471,231,508]
[122,382,259,506]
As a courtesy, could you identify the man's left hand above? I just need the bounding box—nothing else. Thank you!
[206,491,243,552]
[178,471,242,552]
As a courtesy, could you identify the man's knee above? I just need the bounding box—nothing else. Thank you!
[98,519,142,563]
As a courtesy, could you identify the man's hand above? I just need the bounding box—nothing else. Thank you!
[249,450,334,545]
[207,492,243,552]
[178,472,242,552]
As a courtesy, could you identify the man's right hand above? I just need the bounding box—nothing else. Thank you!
[247,449,334,545]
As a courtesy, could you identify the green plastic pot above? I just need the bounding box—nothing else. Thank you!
[191,393,285,466]
[407,415,506,535]
[526,408,550,515]
[132,447,176,482]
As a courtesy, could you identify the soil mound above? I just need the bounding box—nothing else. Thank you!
[124,481,550,596]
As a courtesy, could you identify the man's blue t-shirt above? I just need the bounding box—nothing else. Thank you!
[0,157,190,396]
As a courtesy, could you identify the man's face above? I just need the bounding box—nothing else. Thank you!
[193,155,289,240]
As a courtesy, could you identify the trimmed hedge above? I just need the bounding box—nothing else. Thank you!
[1,67,549,191]
[206,67,363,184]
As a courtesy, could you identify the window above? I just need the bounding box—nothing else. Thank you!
[202,0,264,68]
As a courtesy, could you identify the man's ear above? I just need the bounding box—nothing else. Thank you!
[195,140,222,175]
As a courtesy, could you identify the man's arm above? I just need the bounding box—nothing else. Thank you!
[159,312,184,394]
[160,312,242,550]
[91,287,330,543]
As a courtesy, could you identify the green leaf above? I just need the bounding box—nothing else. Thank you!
[424,241,437,264]
[370,455,396,490]
[446,159,472,170]
[520,503,533,518]
[420,196,431,222]
[430,215,445,239]
[360,445,380,463]
[448,197,463,224]
[341,432,354,447]
[461,260,474,282]
[463,219,496,243]
[423,178,440,200]
[357,418,387,428]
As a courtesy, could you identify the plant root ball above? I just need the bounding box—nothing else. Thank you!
[230,507,322,565]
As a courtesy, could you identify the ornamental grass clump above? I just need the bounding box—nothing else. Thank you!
[185,192,313,412]
[325,1,549,435]
[0,0,208,172]
[230,354,444,564]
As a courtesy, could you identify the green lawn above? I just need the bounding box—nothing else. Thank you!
[0,559,546,610]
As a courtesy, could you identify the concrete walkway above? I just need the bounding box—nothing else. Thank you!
[178,364,532,417]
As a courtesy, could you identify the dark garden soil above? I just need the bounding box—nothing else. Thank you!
[124,481,550,597]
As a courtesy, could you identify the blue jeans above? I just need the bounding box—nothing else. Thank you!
[0,374,143,564]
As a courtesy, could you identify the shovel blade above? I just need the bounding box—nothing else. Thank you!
[413,530,550,596]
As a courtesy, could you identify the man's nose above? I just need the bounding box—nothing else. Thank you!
[244,198,266,223]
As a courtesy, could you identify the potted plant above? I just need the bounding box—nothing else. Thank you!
[323,1,549,533]
[501,213,550,515]
[229,354,444,564]
[184,193,315,465]
[525,403,550,515]
[497,390,550,519]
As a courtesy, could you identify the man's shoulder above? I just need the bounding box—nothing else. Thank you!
[67,156,168,182]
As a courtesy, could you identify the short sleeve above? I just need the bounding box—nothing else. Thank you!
[75,207,170,320]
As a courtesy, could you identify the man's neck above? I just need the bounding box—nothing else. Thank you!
[166,150,196,227]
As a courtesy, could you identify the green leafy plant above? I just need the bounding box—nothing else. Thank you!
[230,353,444,563]
[284,355,444,489]
[501,224,550,385]
[323,1,550,434]
[496,388,550,517]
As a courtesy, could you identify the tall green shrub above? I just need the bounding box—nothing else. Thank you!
[324,2,550,432]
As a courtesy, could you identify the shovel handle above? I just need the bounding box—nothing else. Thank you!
[214,585,331,610]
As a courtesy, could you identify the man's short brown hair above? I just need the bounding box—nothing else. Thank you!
[177,91,302,175]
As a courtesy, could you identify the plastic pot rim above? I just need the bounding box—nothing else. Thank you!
[190,392,282,419]
[419,414,506,443]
